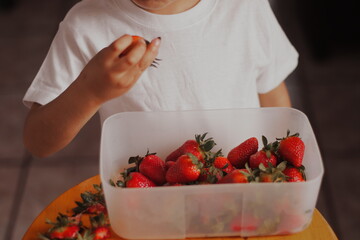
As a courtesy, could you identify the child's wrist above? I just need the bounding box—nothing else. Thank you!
[72,73,104,109]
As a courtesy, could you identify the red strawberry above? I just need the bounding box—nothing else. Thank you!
[87,203,107,215]
[120,35,160,68]
[197,150,227,183]
[72,184,106,215]
[283,166,306,182]
[131,35,143,42]
[198,156,235,183]
[165,133,216,163]
[120,35,143,57]
[138,153,166,185]
[121,36,148,55]
[166,153,203,184]
[90,213,111,240]
[198,166,222,183]
[249,150,277,169]
[45,213,80,239]
[227,137,258,168]
[230,213,260,232]
[49,225,79,239]
[217,169,250,184]
[213,156,235,174]
[93,226,111,240]
[126,172,156,188]
[277,130,305,167]
[258,172,273,183]
[165,160,176,171]
[126,151,166,185]
[258,161,287,183]
[249,135,277,169]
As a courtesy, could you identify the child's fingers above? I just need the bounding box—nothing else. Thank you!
[138,37,161,70]
[116,39,147,69]
[107,35,133,58]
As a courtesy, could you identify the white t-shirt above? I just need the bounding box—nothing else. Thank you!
[23,0,298,123]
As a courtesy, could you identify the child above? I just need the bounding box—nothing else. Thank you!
[23,0,298,157]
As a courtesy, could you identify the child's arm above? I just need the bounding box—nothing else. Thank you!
[23,35,160,157]
[258,82,291,107]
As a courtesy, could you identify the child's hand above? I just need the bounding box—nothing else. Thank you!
[78,34,161,104]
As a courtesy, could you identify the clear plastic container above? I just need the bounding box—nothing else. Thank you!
[100,108,324,239]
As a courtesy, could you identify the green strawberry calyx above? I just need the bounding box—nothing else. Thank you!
[261,135,279,159]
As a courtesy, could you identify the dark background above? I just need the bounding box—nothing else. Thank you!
[0,0,359,239]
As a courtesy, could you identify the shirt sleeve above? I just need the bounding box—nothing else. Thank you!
[22,21,87,108]
[254,0,299,94]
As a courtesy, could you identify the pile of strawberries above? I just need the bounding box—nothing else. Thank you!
[111,130,306,188]
[39,130,307,239]
[40,184,111,240]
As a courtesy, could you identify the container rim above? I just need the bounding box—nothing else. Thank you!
[101,107,307,127]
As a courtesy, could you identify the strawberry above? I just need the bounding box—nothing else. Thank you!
[72,184,106,215]
[90,213,111,240]
[277,130,305,167]
[198,154,235,183]
[249,150,277,169]
[283,166,306,182]
[131,35,143,42]
[165,160,176,171]
[227,137,258,168]
[44,213,80,239]
[217,169,250,184]
[49,225,79,239]
[165,133,216,163]
[166,153,203,184]
[249,136,278,169]
[213,156,235,174]
[257,161,287,183]
[137,152,166,185]
[87,203,107,215]
[258,172,274,183]
[120,35,143,57]
[125,151,166,185]
[197,150,227,183]
[230,213,260,232]
[120,35,160,67]
[93,226,111,240]
[198,166,222,184]
[125,172,156,188]
[115,153,161,188]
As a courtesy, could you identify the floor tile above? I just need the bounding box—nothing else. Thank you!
[326,157,360,240]
[0,166,20,238]
[0,94,28,161]
[11,161,99,240]
[306,83,360,156]
[315,183,333,226]
[315,173,342,238]
[303,55,360,84]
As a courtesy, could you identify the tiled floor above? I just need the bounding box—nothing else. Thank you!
[0,1,359,240]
